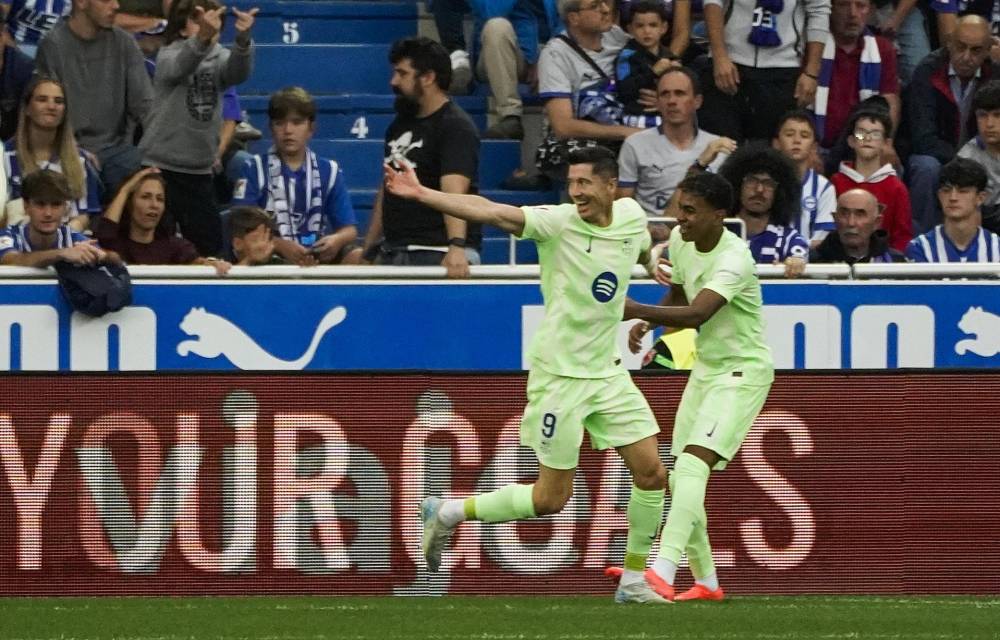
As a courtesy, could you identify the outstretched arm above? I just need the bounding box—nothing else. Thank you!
[624,288,727,329]
[384,160,526,236]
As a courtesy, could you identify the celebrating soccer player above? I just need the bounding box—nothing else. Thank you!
[610,171,775,601]
[384,146,671,604]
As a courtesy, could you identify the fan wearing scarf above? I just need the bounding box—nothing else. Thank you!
[233,87,358,265]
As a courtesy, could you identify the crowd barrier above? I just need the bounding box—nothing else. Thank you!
[0,372,997,596]
[1,265,999,371]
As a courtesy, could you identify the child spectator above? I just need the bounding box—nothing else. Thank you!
[958,80,1000,234]
[3,76,101,232]
[907,157,1000,262]
[830,108,912,252]
[232,87,358,265]
[138,0,257,257]
[615,0,678,128]
[772,110,835,248]
[94,167,230,274]
[228,205,286,266]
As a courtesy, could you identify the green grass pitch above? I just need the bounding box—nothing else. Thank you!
[1,596,997,639]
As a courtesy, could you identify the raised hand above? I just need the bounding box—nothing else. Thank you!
[232,7,259,34]
[193,5,225,42]
[383,158,424,200]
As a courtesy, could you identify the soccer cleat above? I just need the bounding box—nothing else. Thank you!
[614,580,672,604]
[604,566,676,601]
[675,583,725,601]
[420,496,454,572]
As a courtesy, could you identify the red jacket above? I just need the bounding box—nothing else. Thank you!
[831,162,914,252]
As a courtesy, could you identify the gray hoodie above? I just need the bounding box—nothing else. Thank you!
[139,37,253,174]
[704,0,830,69]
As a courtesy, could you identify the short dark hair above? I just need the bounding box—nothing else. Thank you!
[774,109,817,138]
[22,169,72,203]
[658,65,701,96]
[268,87,317,122]
[229,206,276,239]
[677,172,733,212]
[846,105,893,139]
[973,80,1000,112]
[628,0,669,23]
[567,146,619,180]
[164,0,224,44]
[940,157,989,191]
[389,37,452,91]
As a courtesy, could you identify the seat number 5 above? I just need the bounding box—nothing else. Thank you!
[282,22,300,44]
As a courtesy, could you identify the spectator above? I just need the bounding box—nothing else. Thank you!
[430,0,473,93]
[810,0,900,152]
[93,167,230,274]
[698,0,829,142]
[958,79,1000,232]
[771,110,836,248]
[35,0,153,196]
[3,76,100,232]
[139,0,256,257]
[615,0,678,129]
[810,188,905,263]
[718,143,809,276]
[361,37,480,277]
[906,156,1000,261]
[471,0,561,139]
[535,0,640,181]
[213,87,255,203]
[617,0,693,59]
[617,66,735,235]
[0,38,34,141]
[233,87,358,265]
[1,0,71,58]
[830,107,913,251]
[0,169,113,266]
[907,15,996,235]
[229,205,286,266]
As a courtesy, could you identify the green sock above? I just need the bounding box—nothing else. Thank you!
[657,452,710,564]
[686,513,715,580]
[624,484,665,571]
[471,483,536,523]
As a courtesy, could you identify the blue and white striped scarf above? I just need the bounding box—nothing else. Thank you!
[811,33,882,142]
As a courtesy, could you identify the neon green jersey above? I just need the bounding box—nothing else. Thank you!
[521,198,651,378]
[668,225,774,381]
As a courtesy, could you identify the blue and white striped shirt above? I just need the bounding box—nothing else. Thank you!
[0,220,86,258]
[794,169,836,243]
[3,0,70,47]
[905,225,1000,262]
[748,223,810,264]
[3,145,102,219]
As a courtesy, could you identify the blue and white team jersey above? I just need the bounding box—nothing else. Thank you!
[3,0,71,47]
[3,145,101,220]
[0,221,87,258]
[233,150,357,247]
[905,225,1000,262]
[794,169,836,242]
[747,223,810,264]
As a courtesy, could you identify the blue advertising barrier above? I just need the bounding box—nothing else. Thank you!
[1,277,999,371]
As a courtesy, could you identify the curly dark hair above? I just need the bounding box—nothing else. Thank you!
[717,142,801,225]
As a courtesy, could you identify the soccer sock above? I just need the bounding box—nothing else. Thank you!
[469,483,537,523]
[654,452,711,580]
[687,520,718,589]
[437,499,467,528]
[624,484,665,578]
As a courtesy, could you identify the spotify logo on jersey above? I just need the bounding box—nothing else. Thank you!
[591,272,618,303]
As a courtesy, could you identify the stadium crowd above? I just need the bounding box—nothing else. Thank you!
[1,0,1000,272]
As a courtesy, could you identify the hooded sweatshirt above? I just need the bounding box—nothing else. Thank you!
[830,162,913,252]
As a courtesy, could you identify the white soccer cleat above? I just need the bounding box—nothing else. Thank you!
[420,496,454,572]
[614,580,672,604]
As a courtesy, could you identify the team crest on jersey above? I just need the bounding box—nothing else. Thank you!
[802,196,817,212]
[591,271,618,303]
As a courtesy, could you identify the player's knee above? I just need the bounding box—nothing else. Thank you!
[633,461,667,491]
[533,487,572,516]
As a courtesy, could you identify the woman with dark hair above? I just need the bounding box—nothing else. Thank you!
[94,167,230,274]
[717,142,809,277]
[3,76,101,231]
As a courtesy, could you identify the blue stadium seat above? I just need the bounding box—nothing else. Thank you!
[246,44,393,94]
[222,1,417,44]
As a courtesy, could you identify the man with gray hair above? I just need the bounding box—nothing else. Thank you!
[810,188,905,264]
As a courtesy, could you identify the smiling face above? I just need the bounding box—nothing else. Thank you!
[26,81,66,132]
[128,177,166,233]
[675,188,725,244]
[567,162,616,223]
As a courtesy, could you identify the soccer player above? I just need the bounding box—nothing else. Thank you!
[613,171,775,601]
[383,146,671,604]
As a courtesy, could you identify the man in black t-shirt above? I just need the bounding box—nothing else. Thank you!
[361,36,481,278]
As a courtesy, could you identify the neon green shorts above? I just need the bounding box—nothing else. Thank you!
[671,371,772,470]
[520,367,661,470]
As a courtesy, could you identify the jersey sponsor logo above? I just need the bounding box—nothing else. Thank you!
[177,306,347,370]
[591,271,618,303]
[955,306,1000,357]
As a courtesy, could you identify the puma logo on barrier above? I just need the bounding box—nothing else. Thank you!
[177,306,347,370]
[954,306,1000,358]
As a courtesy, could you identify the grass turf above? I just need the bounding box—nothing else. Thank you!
[1,596,998,640]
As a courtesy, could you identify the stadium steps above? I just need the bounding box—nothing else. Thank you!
[222,1,418,44]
